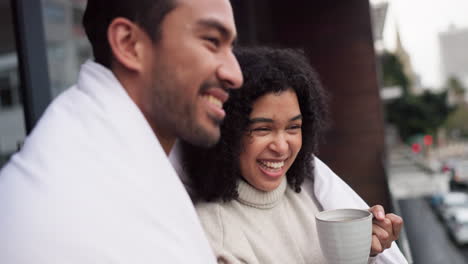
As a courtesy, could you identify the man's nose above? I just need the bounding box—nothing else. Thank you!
[217,51,243,90]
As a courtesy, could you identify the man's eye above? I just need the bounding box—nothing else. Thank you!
[204,37,220,47]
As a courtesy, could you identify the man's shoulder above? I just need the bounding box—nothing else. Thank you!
[1,84,127,181]
[29,85,96,133]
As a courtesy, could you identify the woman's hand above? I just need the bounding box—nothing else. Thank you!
[368,205,403,256]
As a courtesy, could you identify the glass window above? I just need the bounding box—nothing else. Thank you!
[42,0,91,97]
[0,1,26,168]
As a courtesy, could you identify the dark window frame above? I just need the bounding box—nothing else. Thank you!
[11,0,52,133]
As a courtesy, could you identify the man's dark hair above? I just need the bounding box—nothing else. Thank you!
[181,46,329,202]
[82,0,177,68]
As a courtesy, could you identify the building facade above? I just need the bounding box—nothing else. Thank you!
[439,26,468,89]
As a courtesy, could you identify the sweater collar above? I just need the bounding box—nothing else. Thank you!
[236,177,287,209]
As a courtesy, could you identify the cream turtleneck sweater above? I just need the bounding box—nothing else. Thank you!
[195,178,327,264]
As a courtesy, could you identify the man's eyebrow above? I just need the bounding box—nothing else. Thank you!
[196,18,237,43]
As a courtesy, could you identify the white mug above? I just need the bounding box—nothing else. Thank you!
[315,208,373,264]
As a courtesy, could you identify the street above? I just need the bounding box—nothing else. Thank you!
[387,145,468,263]
[399,198,468,263]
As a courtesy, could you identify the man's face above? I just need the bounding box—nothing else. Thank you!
[141,0,243,148]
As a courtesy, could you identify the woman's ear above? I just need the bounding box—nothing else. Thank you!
[107,17,148,72]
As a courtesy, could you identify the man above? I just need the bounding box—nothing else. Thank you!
[0,0,242,263]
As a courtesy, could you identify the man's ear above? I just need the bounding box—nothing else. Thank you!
[107,18,148,72]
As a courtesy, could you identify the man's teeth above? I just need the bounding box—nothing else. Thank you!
[206,95,222,108]
[260,161,284,169]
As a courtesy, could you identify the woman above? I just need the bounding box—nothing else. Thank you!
[180,47,407,264]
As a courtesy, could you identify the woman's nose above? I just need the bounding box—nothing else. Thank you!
[269,134,289,155]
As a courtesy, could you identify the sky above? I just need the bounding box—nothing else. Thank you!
[371,0,468,89]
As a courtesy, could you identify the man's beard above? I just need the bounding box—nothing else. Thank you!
[177,80,229,147]
[150,79,224,148]
[179,116,221,147]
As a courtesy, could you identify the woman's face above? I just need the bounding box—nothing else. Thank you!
[239,89,303,191]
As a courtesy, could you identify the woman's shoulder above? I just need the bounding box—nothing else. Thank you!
[195,200,261,263]
[196,201,223,223]
[195,200,238,233]
[195,200,248,248]
[195,202,221,218]
[195,201,226,245]
[196,200,248,233]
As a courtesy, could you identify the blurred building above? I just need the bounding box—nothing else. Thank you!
[371,2,419,100]
[439,26,468,89]
[394,30,422,94]
[371,1,388,53]
[370,1,422,97]
[370,1,401,101]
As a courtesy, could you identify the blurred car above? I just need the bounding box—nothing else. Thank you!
[446,208,468,245]
[454,160,468,182]
[430,192,468,220]
[443,159,468,191]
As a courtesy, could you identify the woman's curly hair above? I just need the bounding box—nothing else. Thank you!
[180,46,329,202]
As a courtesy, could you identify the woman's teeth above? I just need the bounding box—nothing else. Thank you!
[205,95,222,108]
[259,161,284,169]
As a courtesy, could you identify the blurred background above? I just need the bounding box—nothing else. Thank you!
[1,0,468,263]
[0,0,89,166]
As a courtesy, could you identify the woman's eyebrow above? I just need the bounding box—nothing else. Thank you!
[290,114,302,121]
[249,117,273,124]
[249,114,302,124]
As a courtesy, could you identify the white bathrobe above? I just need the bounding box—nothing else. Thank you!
[0,61,216,264]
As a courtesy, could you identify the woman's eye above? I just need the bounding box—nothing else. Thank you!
[287,125,302,133]
[288,125,302,130]
[249,127,271,136]
[252,127,270,132]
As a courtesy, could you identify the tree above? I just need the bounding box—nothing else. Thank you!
[386,90,453,142]
[380,51,453,142]
[446,76,465,96]
[380,52,410,95]
[444,105,468,139]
